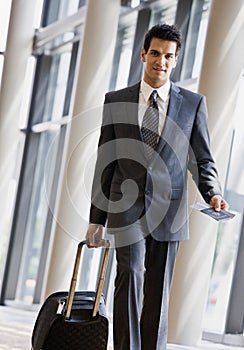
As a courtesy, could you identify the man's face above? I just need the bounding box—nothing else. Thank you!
[141,38,178,88]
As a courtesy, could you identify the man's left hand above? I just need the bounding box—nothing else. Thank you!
[210,195,229,212]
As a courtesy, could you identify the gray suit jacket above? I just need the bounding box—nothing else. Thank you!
[89,82,222,241]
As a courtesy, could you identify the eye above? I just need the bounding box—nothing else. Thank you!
[165,54,174,61]
[150,50,159,57]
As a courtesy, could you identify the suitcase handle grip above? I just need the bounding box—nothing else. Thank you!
[65,239,110,320]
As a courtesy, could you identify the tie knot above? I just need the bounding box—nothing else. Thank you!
[149,90,158,108]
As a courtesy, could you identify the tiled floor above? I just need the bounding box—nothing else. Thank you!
[0,305,243,350]
[167,345,243,350]
[0,306,36,350]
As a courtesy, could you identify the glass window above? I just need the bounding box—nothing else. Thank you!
[203,75,244,333]
[12,44,78,304]
[41,0,86,27]
[191,0,211,79]
[172,0,211,83]
[41,51,73,123]
[203,217,243,333]
[0,0,12,51]
[149,0,177,26]
[0,55,4,89]
[15,129,61,303]
[110,0,178,90]
[34,0,45,28]
[1,0,83,303]
[59,0,82,18]
[110,11,138,90]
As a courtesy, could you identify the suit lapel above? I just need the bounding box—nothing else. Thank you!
[125,82,142,140]
[156,82,183,155]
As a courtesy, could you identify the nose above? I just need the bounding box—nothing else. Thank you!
[156,55,166,67]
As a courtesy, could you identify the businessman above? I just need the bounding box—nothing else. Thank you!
[86,24,228,350]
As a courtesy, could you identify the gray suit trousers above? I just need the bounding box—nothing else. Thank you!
[113,222,179,350]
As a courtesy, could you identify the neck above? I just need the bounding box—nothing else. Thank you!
[143,78,170,89]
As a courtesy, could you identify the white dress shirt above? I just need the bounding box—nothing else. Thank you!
[138,79,171,136]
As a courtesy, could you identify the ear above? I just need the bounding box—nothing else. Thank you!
[172,55,178,68]
[141,48,146,62]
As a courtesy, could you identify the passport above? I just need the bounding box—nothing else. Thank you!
[200,207,235,221]
[191,202,235,222]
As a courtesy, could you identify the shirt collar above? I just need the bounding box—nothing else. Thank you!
[141,79,171,102]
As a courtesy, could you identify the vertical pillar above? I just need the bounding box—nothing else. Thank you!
[168,0,244,346]
[44,0,120,296]
[0,0,38,277]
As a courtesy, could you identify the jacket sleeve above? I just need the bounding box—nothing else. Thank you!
[89,94,116,225]
[188,95,222,203]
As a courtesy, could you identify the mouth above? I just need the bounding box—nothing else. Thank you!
[153,67,166,73]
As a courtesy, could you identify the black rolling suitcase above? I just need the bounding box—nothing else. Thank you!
[31,240,110,350]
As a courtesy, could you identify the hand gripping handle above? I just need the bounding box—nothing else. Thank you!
[65,239,110,319]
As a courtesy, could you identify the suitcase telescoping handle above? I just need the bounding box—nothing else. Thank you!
[65,239,110,320]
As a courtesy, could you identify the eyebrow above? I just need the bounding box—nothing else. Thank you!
[149,49,159,53]
[149,49,175,56]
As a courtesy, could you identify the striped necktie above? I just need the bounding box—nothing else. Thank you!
[141,90,159,158]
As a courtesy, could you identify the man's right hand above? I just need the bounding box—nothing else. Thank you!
[85,223,104,247]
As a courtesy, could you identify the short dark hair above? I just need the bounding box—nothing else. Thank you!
[143,23,182,55]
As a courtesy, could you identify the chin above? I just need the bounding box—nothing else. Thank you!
[156,78,168,86]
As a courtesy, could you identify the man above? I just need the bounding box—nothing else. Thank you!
[86,24,228,350]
